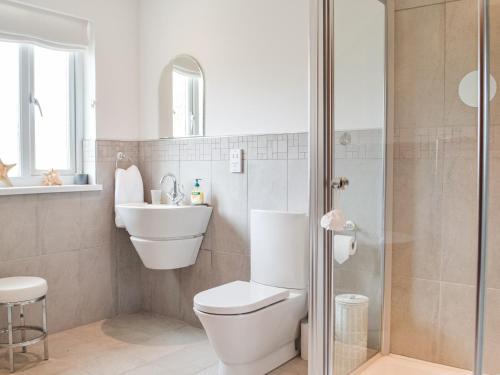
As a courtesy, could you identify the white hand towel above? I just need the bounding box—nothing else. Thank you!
[114,165,144,228]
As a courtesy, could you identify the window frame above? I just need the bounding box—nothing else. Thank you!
[13,43,83,182]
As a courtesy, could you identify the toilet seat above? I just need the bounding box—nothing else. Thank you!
[193,280,289,315]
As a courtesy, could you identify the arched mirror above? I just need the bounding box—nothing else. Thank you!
[159,55,204,138]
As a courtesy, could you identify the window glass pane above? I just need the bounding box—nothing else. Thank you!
[34,46,72,171]
[0,42,20,177]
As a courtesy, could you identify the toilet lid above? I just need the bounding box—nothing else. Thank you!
[193,280,289,315]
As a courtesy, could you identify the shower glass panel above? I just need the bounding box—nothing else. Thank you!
[332,0,386,373]
[390,0,484,371]
[326,0,495,374]
[483,1,500,374]
[313,0,499,373]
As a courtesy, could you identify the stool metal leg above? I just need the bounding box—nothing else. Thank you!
[42,297,48,360]
[7,305,14,373]
[20,305,26,353]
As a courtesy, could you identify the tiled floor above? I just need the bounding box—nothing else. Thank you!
[0,313,307,375]
[359,355,470,375]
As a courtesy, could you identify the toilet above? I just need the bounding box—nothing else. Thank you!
[193,210,309,375]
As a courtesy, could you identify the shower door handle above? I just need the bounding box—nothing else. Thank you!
[331,177,349,191]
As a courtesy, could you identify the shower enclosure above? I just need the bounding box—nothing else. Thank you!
[309,0,499,374]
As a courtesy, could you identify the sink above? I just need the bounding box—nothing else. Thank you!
[116,203,213,240]
[116,203,213,270]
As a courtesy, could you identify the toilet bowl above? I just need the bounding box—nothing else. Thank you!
[193,210,309,375]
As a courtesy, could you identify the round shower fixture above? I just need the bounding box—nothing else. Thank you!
[459,70,497,107]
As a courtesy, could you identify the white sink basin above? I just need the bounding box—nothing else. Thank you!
[116,203,213,270]
[116,203,213,240]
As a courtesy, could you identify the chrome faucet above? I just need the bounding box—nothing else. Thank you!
[160,173,184,205]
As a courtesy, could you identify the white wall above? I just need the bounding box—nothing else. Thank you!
[17,0,140,140]
[334,0,385,130]
[139,0,309,139]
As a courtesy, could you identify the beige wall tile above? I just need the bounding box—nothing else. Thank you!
[444,0,478,127]
[0,195,39,261]
[395,4,445,129]
[392,159,443,281]
[150,269,182,319]
[211,251,250,286]
[287,159,308,213]
[40,251,81,332]
[39,193,82,254]
[248,160,287,212]
[208,161,248,254]
[80,191,114,249]
[390,277,440,361]
[0,257,41,277]
[436,282,475,370]
[117,230,143,314]
[179,250,215,327]
[78,245,117,326]
[95,161,116,199]
[139,160,153,203]
[140,266,153,312]
[441,158,478,285]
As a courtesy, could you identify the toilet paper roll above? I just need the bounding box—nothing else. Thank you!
[334,235,356,265]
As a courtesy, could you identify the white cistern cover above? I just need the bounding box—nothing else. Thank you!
[250,210,309,289]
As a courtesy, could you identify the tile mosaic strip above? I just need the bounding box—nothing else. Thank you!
[139,133,309,162]
[88,129,385,164]
[393,125,487,160]
[95,140,139,163]
[334,129,385,160]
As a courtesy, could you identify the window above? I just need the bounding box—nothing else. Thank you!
[0,41,82,179]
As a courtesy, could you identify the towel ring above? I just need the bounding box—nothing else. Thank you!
[115,152,133,169]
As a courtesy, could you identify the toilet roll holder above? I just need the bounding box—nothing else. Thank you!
[337,221,358,251]
[343,220,357,232]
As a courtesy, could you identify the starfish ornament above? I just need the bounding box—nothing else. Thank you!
[42,169,63,186]
[0,159,16,187]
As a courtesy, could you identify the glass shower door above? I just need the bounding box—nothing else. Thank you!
[331,0,386,373]
[310,0,498,374]
[482,1,500,374]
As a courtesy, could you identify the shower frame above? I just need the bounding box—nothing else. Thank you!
[307,0,492,374]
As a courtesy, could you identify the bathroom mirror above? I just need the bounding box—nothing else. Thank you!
[159,55,204,138]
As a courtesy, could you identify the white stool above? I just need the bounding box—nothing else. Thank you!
[0,277,48,373]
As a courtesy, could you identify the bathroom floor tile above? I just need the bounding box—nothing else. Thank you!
[0,313,216,375]
[270,357,308,374]
[0,313,307,375]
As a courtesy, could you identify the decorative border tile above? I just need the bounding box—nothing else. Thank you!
[138,132,309,162]
[334,129,385,160]
[86,129,387,165]
[393,125,482,160]
[95,140,139,163]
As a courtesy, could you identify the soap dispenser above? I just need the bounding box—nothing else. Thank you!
[190,179,205,205]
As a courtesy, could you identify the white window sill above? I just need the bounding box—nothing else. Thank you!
[0,184,103,196]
